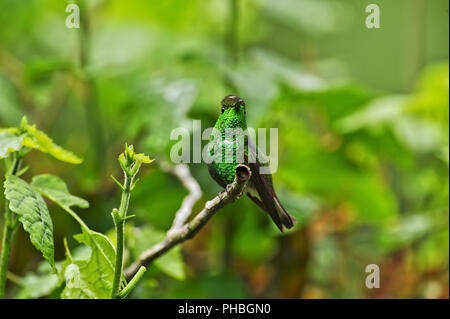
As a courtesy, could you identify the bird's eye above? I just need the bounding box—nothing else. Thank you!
[221,106,225,113]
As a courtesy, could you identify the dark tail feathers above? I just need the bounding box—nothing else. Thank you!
[274,196,296,231]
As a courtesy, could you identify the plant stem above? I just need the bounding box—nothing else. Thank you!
[78,0,106,175]
[0,220,15,298]
[226,0,239,64]
[118,266,146,299]
[111,174,132,298]
[223,0,240,92]
[111,219,124,298]
[0,156,22,298]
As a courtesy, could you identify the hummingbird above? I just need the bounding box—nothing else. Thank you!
[207,95,296,232]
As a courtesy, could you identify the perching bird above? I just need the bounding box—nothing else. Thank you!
[207,95,296,232]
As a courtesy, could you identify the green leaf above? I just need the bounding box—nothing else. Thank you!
[61,230,116,299]
[392,116,445,153]
[336,94,445,153]
[132,226,185,280]
[30,174,91,236]
[31,174,89,209]
[0,131,24,159]
[336,95,407,133]
[15,262,60,299]
[22,124,82,164]
[28,175,114,299]
[4,175,55,269]
[156,246,185,280]
[61,263,97,299]
[135,153,153,164]
[25,58,73,82]
[0,128,19,134]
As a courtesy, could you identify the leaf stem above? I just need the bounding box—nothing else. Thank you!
[0,156,22,298]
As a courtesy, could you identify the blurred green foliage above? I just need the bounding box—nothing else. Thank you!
[0,0,448,298]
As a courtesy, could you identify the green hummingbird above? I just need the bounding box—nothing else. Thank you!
[207,95,296,232]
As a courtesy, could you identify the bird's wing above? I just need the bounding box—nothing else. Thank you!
[245,136,295,231]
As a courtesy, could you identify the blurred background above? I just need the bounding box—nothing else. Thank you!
[0,0,448,298]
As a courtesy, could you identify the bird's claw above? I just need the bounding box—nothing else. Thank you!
[218,184,244,201]
[218,184,234,200]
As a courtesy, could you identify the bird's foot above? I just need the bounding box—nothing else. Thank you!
[227,184,244,201]
[234,191,244,200]
[218,184,233,200]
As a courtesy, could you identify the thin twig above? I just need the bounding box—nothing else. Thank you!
[124,165,251,281]
[161,163,202,235]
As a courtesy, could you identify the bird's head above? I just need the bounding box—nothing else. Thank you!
[217,95,247,129]
[221,95,246,111]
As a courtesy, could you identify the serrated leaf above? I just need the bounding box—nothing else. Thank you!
[133,226,185,280]
[31,174,89,209]
[61,230,116,299]
[4,175,55,269]
[28,175,114,299]
[0,131,24,159]
[22,124,82,164]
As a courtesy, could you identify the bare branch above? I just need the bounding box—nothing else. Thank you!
[124,164,251,281]
[161,163,202,235]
